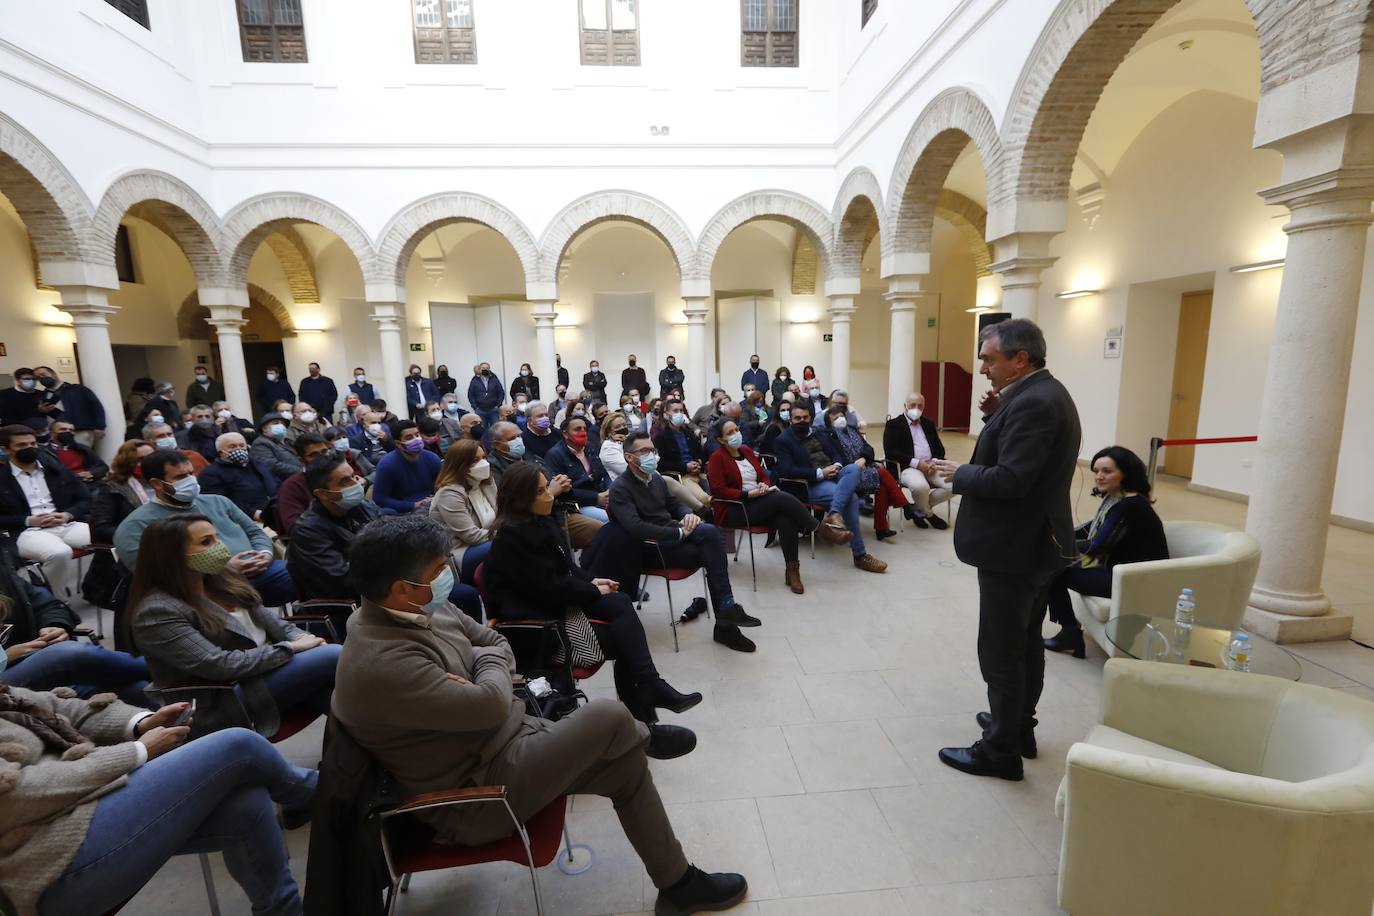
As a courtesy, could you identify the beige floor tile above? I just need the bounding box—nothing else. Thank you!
[874,783,1053,885]
[782,720,914,792]
[1287,640,1374,688]
[901,875,1063,915]
[757,790,916,897]
[796,670,906,722]
[498,805,647,916]
[879,713,991,785]
[648,725,804,804]
[756,888,910,915]
[650,798,782,901]
[786,632,886,674]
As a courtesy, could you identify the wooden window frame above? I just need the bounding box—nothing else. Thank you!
[105,0,150,29]
[235,0,309,63]
[412,0,478,64]
[579,0,640,67]
[861,0,878,28]
[741,0,798,68]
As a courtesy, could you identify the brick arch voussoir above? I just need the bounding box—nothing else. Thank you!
[178,283,296,340]
[377,192,540,290]
[537,191,696,284]
[832,168,886,278]
[94,170,228,287]
[221,194,377,286]
[0,114,98,265]
[694,191,835,283]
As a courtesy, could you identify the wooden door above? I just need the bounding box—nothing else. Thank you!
[1164,290,1212,478]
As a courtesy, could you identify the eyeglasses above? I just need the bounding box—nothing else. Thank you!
[628,446,658,457]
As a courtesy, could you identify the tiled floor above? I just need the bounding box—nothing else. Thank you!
[116,435,1374,915]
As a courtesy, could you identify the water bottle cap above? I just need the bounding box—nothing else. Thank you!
[1236,632,1249,641]
[1181,588,1194,595]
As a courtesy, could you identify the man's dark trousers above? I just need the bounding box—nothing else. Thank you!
[641,523,732,611]
[976,567,1055,761]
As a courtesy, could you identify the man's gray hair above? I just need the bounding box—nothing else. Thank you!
[527,401,547,413]
[215,432,245,450]
[154,380,174,393]
[980,318,1047,369]
[143,422,172,439]
[830,388,849,400]
[490,420,520,440]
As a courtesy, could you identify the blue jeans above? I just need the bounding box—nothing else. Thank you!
[5,640,153,708]
[475,408,500,429]
[458,540,494,584]
[259,643,341,722]
[580,505,609,524]
[810,464,866,556]
[249,559,298,607]
[38,728,316,916]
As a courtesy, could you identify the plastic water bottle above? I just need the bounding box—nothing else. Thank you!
[1173,588,1195,631]
[1227,632,1252,672]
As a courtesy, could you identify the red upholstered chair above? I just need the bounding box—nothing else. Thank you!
[636,539,708,653]
[380,786,581,916]
[710,497,772,593]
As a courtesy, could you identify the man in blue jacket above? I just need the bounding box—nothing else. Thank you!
[404,364,439,421]
[347,367,377,405]
[34,366,105,447]
[772,403,886,574]
[740,355,768,401]
[371,420,440,514]
[466,361,504,429]
[297,362,338,421]
[197,431,280,521]
[544,416,609,522]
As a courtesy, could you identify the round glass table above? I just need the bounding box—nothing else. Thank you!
[1103,614,1303,681]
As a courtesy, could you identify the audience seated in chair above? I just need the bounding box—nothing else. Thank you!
[652,399,711,510]
[1044,446,1168,659]
[707,418,848,595]
[823,404,917,542]
[1,552,151,706]
[484,462,702,739]
[429,439,497,585]
[610,430,763,653]
[114,450,297,607]
[488,421,602,550]
[273,433,337,536]
[371,419,442,515]
[520,402,560,460]
[44,419,109,484]
[83,439,154,638]
[881,392,952,530]
[771,404,887,574]
[0,424,93,598]
[0,683,315,916]
[545,416,611,523]
[127,514,340,738]
[331,513,748,915]
[196,431,280,523]
[249,412,302,483]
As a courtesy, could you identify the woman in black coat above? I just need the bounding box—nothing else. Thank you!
[484,463,699,735]
[509,362,541,402]
[1044,446,1169,658]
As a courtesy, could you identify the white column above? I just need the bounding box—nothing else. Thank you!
[988,232,1057,321]
[53,287,123,462]
[682,296,710,407]
[884,275,924,418]
[827,296,856,393]
[369,301,408,412]
[1243,175,1374,642]
[204,307,253,420]
[530,299,559,399]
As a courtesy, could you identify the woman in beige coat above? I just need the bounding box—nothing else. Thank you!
[430,438,498,585]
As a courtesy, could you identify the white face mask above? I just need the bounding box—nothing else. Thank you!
[266,373,278,382]
[470,459,491,481]
[280,409,293,420]
[367,423,383,436]
[217,409,232,419]
[355,374,366,382]
[906,407,922,421]
[831,415,848,430]
[429,410,442,419]
[300,411,317,423]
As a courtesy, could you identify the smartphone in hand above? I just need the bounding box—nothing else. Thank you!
[172,699,196,727]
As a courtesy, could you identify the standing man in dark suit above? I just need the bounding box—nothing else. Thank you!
[297,362,338,421]
[583,359,608,403]
[658,356,684,398]
[621,354,649,400]
[347,367,377,406]
[740,356,768,401]
[404,364,439,420]
[555,353,570,390]
[186,367,226,409]
[931,319,1080,781]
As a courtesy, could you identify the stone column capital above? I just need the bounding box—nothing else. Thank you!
[884,275,927,312]
[682,296,710,320]
[528,298,559,325]
[827,293,857,321]
[987,256,1057,289]
[368,301,406,332]
[1260,168,1374,233]
[52,286,116,321]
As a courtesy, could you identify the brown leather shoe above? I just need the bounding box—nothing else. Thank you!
[817,516,853,546]
[853,553,887,573]
[784,561,804,594]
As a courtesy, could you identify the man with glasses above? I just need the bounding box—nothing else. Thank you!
[610,430,762,653]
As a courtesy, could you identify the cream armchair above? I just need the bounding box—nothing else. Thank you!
[1057,659,1374,915]
[1071,520,1261,657]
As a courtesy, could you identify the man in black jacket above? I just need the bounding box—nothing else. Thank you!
[544,416,610,518]
[298,362,339,421]
[609,430,761,653]
[0,368,49,429]
[931,319,1081,780]
[198,431,280,521]
[44,419,109,484]
[658,356,685,398]
[0,424,92,596]
[882,392,951,530]
[34,366,106,446]
[583,359,608,403]
[620,354,649,400]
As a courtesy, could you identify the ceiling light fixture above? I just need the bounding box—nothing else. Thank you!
[1056,289,1100,300]
[1229,258,1284,274]
[965,305,992,314]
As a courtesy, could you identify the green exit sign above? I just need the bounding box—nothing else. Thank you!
[822,333,833,342]
[927,318,936,328]
[409,343,426,352]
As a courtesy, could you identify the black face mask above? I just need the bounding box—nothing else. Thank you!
[470,424,485,440]
[790,422,811,437]
[55,431,76,447]
[480,369,490,377]
[628,360,636,367]
[38,377,58,389]
[14,446,39,464]
[751,362,760,369]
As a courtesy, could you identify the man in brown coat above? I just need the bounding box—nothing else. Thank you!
[331,514,747,915]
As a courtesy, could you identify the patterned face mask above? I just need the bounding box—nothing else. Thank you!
[186,541,232,576]
[225,447,250,466]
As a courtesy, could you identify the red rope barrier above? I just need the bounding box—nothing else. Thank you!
[1157,436,1257,447]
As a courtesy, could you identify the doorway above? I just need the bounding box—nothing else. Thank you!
[243,342,288,413]
[1163,290,1212,478]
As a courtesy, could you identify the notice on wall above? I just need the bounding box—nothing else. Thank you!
[410,342,426,352]
[822,333,833,342]
[1103,336,1122,359]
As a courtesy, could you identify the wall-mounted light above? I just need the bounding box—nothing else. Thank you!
[1056,289,1100,300]
[670,320,689,328]
[787,319,820,325]
[295,327,326,334]
[964,305,992,314]
[554,323,581,330]
[1229,258,1284,274]
[40,320,74,328]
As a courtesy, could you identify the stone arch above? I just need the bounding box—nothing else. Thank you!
[993,0,1350,217]
[935,190,994,277]
[178,283,297,340]
[831,167,887,278]
[263,227,320,304]
[694,190,835,283]
[886,88,1002,263]
[93,170,227,287]
[0,113,99,269]
[220,193,376,287]
[537,190,696,285]
[375,192,540,291]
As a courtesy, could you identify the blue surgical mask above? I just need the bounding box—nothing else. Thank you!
[506,437,526,458]
[336,482,365,510]
[333,438,351,452]
[406,565,454,616]
[726,432,744,449]
[268,423,287,438]
[169,476,201,505]
[638,453,659,474]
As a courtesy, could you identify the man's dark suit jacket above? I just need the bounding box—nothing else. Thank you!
[951,370,1081,576]
[544,441,608,507]
[882,415,946,470]
[772,427,844,481]
[0,455,91,535]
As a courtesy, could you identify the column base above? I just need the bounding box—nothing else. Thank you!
[1242,606,1353,644]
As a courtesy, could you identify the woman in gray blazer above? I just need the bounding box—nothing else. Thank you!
[127,514,341,738]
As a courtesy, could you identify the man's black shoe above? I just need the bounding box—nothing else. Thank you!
[927,514,949,530]
[715,604,761,628]
[648,678,703,715]
[975,711,1037,759]
[646,724,698,760]
[904,506,930,529]
[655,865,749,916]
[1044,625,1086,659]
[875,528,898,541]
[713,625,756,653]
[937,740,1024,781]
[679,596,708,623]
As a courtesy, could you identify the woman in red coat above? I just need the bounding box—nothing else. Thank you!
[706,418,850,595]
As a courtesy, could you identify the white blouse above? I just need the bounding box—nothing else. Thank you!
[600,439,628,480]
[735,456,759,491]
[229,609,269,648]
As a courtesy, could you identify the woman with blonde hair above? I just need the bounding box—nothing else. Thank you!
[429,438,498,584]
